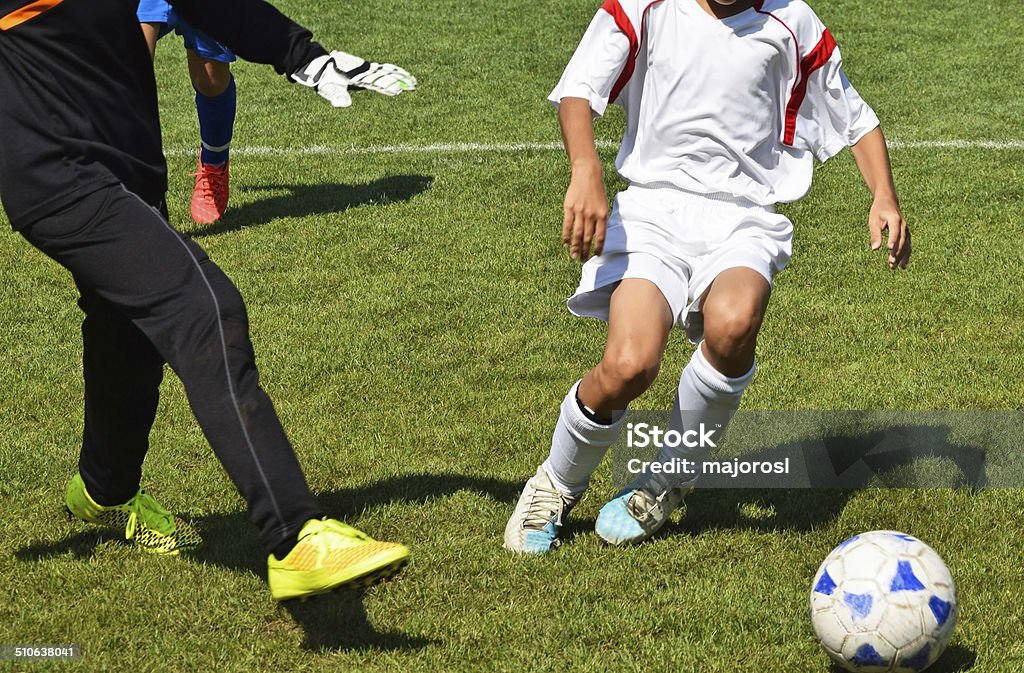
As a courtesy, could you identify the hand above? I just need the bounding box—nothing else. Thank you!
[338,51,417,96]
[868,196,910,269]
[562,162,608,262]
[292,51,416,108]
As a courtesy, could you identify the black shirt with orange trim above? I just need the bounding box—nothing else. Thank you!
[0,0,326,229]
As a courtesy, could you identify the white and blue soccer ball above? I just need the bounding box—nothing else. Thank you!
[809,530,958,673]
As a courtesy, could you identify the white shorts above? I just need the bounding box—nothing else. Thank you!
[568,184,793,339]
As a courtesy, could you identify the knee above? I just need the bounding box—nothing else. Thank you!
[210,273,246,323]
[175,291,255,388]
[190,61,232,98]
[598,349,660,400]
[703,304,763,363]
[207,268,251,345]
[183,258,253,356]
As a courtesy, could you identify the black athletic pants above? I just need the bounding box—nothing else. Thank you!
[19,185,324,554]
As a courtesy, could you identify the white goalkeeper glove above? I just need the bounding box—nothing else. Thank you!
[291,51,417,108]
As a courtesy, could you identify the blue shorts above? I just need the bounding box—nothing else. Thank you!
[137,0,236,63]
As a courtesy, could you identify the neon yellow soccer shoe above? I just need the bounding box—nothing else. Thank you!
[267,518,409,601]
[64,473,202,555]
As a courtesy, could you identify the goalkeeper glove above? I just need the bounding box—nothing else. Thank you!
[292,51,417,108]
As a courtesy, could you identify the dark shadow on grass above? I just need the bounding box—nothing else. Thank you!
[15,472,517,653]
[16,528,128,561]
[828,644,975,673]
[185,174,433,236]
[558,490,857,547]
[918,645,976,672]
[674,425,988,536]
[16,532,430,654]
[677,488,857,535]
[172,472,522,578]
[558,482,860,546]
[281,589,431,652]
[564,424,991,544]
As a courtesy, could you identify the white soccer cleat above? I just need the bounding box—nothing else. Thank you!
[595,472,691,546]
[504,466,578,554]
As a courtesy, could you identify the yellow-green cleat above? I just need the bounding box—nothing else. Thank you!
[64,473,202,555]
[267,518,409,601]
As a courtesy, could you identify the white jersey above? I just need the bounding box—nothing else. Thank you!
[549,0,880,205]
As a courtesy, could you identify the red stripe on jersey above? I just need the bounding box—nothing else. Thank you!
[602,0,664,104]
[783,29,837,145]
[601,0,639,103]
[755,5,802,145]
[756,8,839,145]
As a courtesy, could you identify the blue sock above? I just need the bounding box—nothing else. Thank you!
[197,75,236,166]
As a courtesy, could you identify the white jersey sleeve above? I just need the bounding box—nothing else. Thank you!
[547,1,636,117]
[788,12,880,162]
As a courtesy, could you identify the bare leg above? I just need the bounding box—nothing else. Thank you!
[700,267,771,376]
[578,278,675,418]
[140,22,162,60]
[186,50,232,97]
[505,278,675,553]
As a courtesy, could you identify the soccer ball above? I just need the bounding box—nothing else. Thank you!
[809,530,958,672]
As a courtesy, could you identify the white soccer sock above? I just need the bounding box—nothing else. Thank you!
[542,380,626,498]
[647,345,755,488]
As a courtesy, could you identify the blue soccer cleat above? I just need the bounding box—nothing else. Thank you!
[595,475,690,546]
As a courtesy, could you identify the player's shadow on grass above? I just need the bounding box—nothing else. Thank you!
[15,472,519,653]
[191,473,518,651]
[679,424,988,537]
[187,174,433,235]
[15,526,430,654]
[279,590,429,653]
[561,424,992,544]
[827,644,976,673]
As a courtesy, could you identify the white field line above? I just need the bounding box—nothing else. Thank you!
[164,138,1024,158]
[888,139,1024,150]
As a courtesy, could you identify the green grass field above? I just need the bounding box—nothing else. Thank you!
[2,0,1024,670]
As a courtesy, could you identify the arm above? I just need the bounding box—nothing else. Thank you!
[850,127,910,269]
[168,0,325,76]
[787,15,908,269]
[167,0,415,107]
[550,5,635,262]
[559,98,607,262]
